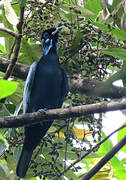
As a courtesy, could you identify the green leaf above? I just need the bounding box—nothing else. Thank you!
[6,153,16,170]
[0,80,18,99]
[92,22,111,32]
[84,0,101,15]
[13,146,22,164]
[70,30,83,51]
[0,14,3,22]
[11,1,20,16]
[0,142,7,156]
[100,48,126,60]
[19,39,41,65]
[0,160,10,180]
[4,0,18,26]
[97,132,113,156]
[117,123,126,153]
[110,156,125,170]
[8,80,24,105]
[114,169,126,180]
[111,29,126,41]
[19,0,27,8]
[97,133,125,174]
[59,9,71,22]
[92,22,126,41]
[0,44,6,53]
[3,105,10,117]
[65,169,78,179]
[61,4,94,17]
[0,133,9,149]
[2,8,14,52]
[74,5,95,17]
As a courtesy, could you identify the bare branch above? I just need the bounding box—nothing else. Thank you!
[69,75,126,98]
[104,0,126,24]
[82,135,126,180]
[0,57,29,80]
[59,123,126,177]
[0,27,18,38]
[0,98,126,128]
[3,6,25,80]
[0,57,126,98]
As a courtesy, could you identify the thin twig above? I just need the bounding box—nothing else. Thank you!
[25,0,51,24]
[8,39,16,59]
[104,0,126,24]
[82,135,126,180]
[59,123,126,177]
[3,6,25,80]
[0,27,18,38]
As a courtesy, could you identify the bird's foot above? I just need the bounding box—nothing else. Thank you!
[38,108,48,114]
[64,104,72,108]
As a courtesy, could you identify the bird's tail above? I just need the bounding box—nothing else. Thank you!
[16,145,33,178]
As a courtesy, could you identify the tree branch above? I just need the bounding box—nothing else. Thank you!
[0,57,126,98]
[82,135,126,180]
[3,6,25,80]
[0,27,18,38]
[0,57,29,80]
[59,123,126,177]
[69,75,126,98]
[103,0,126,24]
[0,98,126,128]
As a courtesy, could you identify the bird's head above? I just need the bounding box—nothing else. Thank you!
[41,27,62,56]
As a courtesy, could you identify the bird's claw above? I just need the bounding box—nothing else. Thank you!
[38,108,48,114]
[65,104,72,108]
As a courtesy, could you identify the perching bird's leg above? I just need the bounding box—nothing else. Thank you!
[38,108,48,114]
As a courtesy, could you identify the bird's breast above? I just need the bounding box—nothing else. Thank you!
[28,62,63,111]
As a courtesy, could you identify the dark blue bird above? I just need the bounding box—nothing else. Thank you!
[16,27,69,178]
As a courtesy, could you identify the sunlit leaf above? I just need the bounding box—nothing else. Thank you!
[87,158,113,180]
[70,31,83,51]
[13,146,22,164]
[2,8,14,52]
[0,133,9,149]
[84,0,101,15]
[61,4,94,17]
[6,153,16,170]
[0,44,6,53]
[0,80,18,99]
[0,143,7,156]
[4,0,18,26]
[92,22,111,32]
[117,123,126,153]
[100,48,126,60]
[0,160,10,180]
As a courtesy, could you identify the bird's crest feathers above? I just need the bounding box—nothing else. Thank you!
[41,27,62,55]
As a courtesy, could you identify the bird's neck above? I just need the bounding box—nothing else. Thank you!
[41,53,60,64]
[48,46,57,55]
[43,41,58,56]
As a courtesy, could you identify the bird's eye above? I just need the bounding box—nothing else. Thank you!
[43,32,49,39]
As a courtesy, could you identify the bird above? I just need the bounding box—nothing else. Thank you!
[16,27,69,178]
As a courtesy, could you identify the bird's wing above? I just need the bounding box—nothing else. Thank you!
[61,68,69,98]
[23,62,38,113]
[14,100,23,116]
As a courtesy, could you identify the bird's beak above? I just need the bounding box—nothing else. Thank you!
[52,27,62,36]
